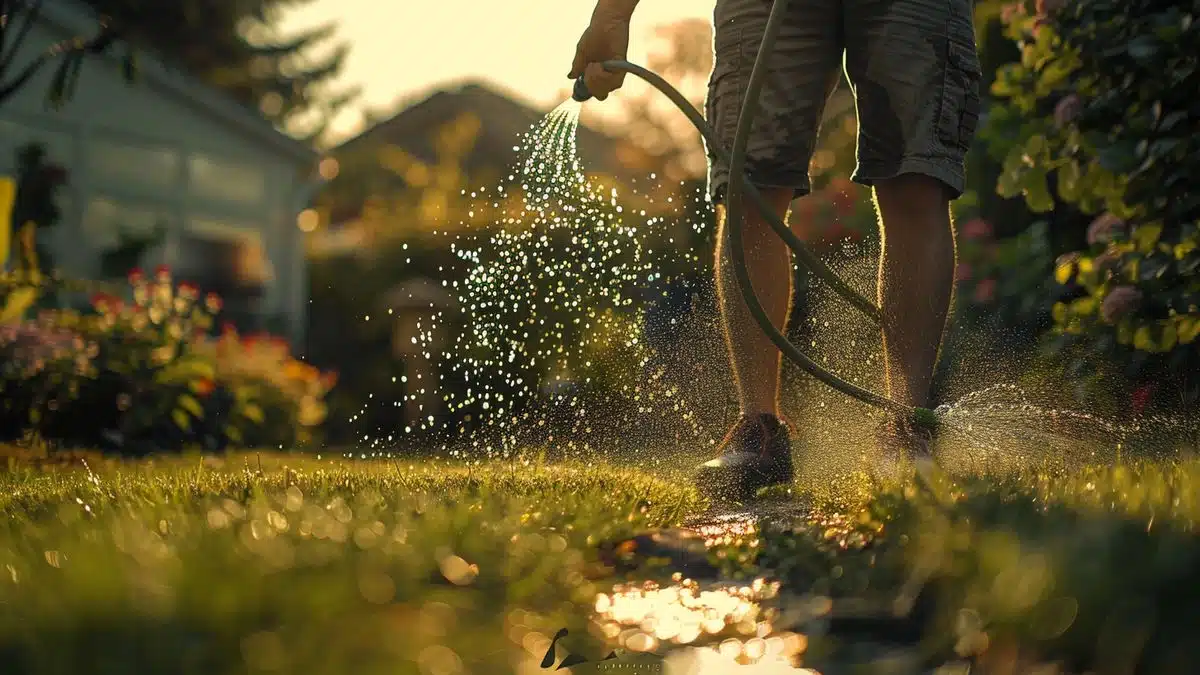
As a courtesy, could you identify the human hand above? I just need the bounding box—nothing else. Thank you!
[567,2,636,101]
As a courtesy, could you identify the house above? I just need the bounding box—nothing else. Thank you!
[308,80,661,256]
[0,0,319,344]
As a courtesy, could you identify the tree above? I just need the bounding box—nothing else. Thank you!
[0,0,132,108]
[79,0,357,141]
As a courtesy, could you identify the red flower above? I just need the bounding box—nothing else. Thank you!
[194,378,215,397]
[177,282,199,298]
[961,219,993,241]
[973,278,997,304]
[154,265,171,282]
[205,292,223,313]
[127,268,144,284]
[1131,383,1155,417]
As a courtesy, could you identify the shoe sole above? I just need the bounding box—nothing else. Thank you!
[695,461,794,502]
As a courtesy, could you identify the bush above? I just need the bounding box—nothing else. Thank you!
[978,0,1200,409]
[0,267,335,453]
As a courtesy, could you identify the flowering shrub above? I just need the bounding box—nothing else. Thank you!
[791,175,877,252]
[189,324,336,447]
[955,217,1059,335]
[0,266,335,452]
[0,319,96,435]
[979,0,1200,408]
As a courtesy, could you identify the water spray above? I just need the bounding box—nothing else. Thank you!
[571,0,938,435]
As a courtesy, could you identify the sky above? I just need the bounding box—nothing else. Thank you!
[278,0,710,142]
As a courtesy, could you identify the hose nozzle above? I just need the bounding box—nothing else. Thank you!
[571,77,592,102]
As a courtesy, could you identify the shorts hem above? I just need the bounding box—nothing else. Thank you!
[708,173,813,205]
[852,157,966,199]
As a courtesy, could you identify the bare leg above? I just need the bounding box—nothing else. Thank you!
[872,174,957,409]
[714,188,796,417]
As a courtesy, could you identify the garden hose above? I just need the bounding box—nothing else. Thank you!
[572,65,879,323]
[571,2,940,430]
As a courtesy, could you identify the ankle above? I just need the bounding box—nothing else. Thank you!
[738,411,786,433]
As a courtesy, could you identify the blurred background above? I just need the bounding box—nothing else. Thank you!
[3,0,1195,453]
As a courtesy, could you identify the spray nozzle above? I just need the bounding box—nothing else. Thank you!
[571,77,593,103]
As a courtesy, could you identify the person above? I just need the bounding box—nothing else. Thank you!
[569,0,981,497]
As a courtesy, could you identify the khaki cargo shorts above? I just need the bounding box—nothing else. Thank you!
[704,0,982,203]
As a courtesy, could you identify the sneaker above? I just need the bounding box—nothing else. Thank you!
[695,413,795,501]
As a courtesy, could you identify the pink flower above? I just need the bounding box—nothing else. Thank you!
[1036,0,1066,17]
[1100,286,1143,324]
[973,278,997,304]
[1056,251,1082,268]
[1000,2,1024,24]
[961,218,993,240]
[1087,213,1126,246]
[1054,94,1083,130]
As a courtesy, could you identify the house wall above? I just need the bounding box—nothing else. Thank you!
[0,8,312,343]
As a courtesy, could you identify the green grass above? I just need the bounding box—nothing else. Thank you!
[0,453,704,675]
[722,459,1200,674]
[5,450,1200,675]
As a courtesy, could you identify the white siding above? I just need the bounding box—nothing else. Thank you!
[0,9,311,343]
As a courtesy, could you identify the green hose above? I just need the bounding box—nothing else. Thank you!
[574,62,879,323]
[571,6,937,427]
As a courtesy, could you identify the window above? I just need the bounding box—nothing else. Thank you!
[176,217,275,329]
[86,139,180,191]
[187,154,266,205]
[81,197,170,278]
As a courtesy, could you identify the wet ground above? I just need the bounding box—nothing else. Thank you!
[591,495,956,673]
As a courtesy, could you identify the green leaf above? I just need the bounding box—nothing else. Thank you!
[1057,160,1082,202]
[1022,167,1056,212]
[241,403,266,424]
[1132,224,1163,253]
[1097,141,1140,174]
[178,394,205,418]
[172,408,191,431]
[1126,35,1159,63]
[997,148,1029,198]
[155,358,216,385]
[0,287,39,324]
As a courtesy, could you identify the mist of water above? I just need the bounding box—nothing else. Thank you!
[367,98,1195,491]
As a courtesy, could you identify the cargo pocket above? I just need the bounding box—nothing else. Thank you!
[705,26,744,148]
[937,38,982,152]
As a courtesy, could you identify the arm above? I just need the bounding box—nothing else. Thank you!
[568,0,640,99]
[596,0,640,20]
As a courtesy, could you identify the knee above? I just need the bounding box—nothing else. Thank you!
[874,173,951,215]
[716,187,793,235]
[878,171,950,233]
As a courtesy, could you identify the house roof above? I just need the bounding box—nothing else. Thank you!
[40,0,317,166]
[332,80,645,187]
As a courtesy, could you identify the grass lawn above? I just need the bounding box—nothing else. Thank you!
[0,452,703,675]
[2,449,1200,674]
